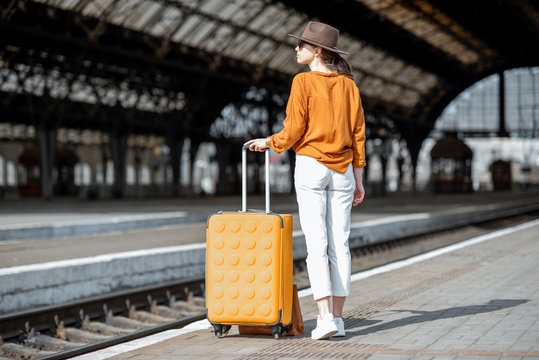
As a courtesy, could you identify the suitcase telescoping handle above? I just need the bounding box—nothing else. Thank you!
[241,145,270,213]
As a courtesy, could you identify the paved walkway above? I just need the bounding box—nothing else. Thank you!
[79,218,539,360]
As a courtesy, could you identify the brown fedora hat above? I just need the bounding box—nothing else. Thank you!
[288,21,348,55]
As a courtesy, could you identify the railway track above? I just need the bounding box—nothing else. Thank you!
[1,211,537,360]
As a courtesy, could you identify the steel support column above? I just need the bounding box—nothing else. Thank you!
[188,139,202,195]
[216,140,230,195]
[36,125,57,200]
[167,136,184,196]
[110,132,128,198]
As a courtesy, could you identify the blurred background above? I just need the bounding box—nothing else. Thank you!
[0,0,538,201]
[1,4,539,354]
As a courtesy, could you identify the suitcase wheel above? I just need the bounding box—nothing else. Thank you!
[212,324,222,337]
[272,325,286,340]
[213,324,231,338]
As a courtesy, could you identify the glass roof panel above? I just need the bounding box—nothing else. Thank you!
[379,84,404,103]
[459,50,480,63]
[358,76,375,96]
[357,0,494,65]
[32,0,445,110]
[230,0,266,27]
[398,89,421,108]
[119,3,152,29]
[413,73,438,93]
[147,7,183,38]
[47,0,78,10]
[338,36,363,55]
[220,2,246,20]
[182,19,217,47]
[408,18,438,37]
[375,58,402,78]
[107,0,144,27]
[354,47,386,72]
[177,0,202,11]
[80,0,112,16]
[281,14,308,39]
[365,78,386,98]
[232,35,260,59]
[353,72,365,85]
[248,5,282,34]
[246,39,279,64]
[221,30,250,57]
[267,46,299,73]
[384,59,406,78]
[124,2,162,31]
[199,0,229,18]
[389,4,418,24]
[171,14,204,42]
[204,24,235,52]
[363,0,392,11]
[425,31,451,47]
[270,13,300,40]
[393,66,421,84]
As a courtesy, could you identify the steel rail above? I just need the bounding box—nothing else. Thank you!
[37,313,207,360]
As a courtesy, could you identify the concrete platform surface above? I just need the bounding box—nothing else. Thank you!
[75,218,539,360]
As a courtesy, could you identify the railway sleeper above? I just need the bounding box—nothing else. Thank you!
[128,305,175,324]
[0,338,55,359]
[148,295,191,318]
[56,321,110,343]
[105,310,153,329]
[167,294,204,312]
[81,316,134,336]
[150,302,188,319]
[25,332,85,351]
[186,295,205,307]
[169,301,205,314]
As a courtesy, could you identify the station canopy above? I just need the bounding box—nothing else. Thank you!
[1,0,538,139]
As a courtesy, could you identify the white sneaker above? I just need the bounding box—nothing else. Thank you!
[311,314,338,340]
[333,317,345,337]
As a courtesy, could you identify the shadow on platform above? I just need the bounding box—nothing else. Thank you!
[345,299,528,338]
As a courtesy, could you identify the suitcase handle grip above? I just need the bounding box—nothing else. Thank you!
[242,145,270,213]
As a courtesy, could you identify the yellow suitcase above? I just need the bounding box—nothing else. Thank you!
[206,147,293,339]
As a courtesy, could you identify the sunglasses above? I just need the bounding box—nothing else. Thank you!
[296,40,310,49]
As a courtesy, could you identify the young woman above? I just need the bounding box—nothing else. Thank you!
[244,21,366,340]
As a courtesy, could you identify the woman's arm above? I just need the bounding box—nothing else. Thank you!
[245,74,307,153]
[244,137,270,152]
[353,167,365,206]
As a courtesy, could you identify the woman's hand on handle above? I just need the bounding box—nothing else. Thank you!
[352,167,365,206]
[244,137,270,152]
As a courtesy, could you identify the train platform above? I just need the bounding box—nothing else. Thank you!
[1,191,539,315]
[75,217,539,360]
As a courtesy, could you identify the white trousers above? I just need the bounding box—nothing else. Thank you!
[294,155,355,300]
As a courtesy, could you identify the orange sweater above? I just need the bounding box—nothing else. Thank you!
[269,71,366,173]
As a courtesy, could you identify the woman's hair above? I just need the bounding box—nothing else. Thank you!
[320,49,354,79]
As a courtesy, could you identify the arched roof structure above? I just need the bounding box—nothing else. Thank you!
[1,0,538,158]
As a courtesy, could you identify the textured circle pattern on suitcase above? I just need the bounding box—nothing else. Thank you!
[207,214,282,324]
